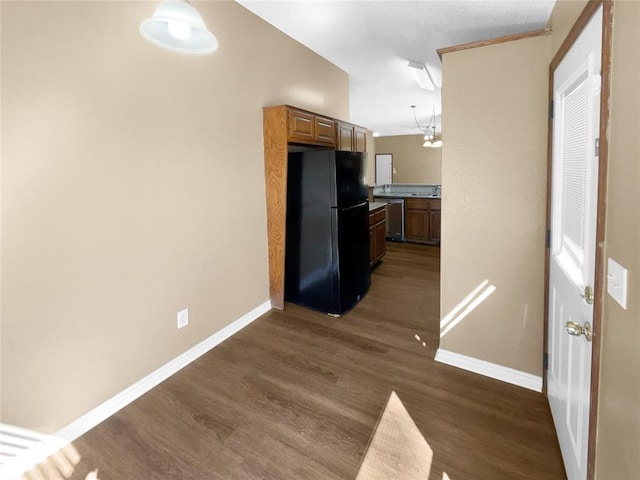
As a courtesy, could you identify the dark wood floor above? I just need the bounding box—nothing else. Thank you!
[24,243,566,480]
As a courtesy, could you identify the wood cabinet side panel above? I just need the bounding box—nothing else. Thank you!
[263,106,288,309]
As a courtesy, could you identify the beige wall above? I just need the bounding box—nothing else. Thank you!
[550,1,640,478]
[439,35,551,375]
[0,0,349,433]
[374,135,442,184]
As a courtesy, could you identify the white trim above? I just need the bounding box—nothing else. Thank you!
[56,300,271,442]
[434,348,543,392]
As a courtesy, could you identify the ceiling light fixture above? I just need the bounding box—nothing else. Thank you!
[407,62,434,91]
[411,105,442,149]
[140,1,218,55]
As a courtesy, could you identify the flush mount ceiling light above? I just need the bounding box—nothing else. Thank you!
[411,105,442,148]
[140,0,218,55]
[407,62,434,91]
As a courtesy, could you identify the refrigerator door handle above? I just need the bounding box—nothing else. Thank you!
[339,201,368,212]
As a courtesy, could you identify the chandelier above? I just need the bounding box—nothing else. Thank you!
[411,105,442,148]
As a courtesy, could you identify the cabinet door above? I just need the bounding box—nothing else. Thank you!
[338,122,354,151]
[354,126,367,153]
[429,210,441,241]
[374,221,386,260]
[288,109,314,143]
[405,209,429,241]
[314,116,336,145]
[369,225,376,266]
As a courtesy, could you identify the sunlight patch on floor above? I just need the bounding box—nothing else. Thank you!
[356,391,451,480]
[0,423,99,480]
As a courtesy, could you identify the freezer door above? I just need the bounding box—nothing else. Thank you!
[332,151,368,208]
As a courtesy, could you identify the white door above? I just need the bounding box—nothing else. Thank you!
[547,6,602,480]
[375,154,392,185]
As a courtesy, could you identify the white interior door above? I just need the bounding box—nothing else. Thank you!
[375,154,392,185]
[547,7,602,480]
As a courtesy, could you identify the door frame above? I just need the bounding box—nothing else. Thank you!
[542,1,613,478]
[375,153,393,185]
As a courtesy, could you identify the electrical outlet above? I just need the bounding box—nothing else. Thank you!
[177,308,189,329]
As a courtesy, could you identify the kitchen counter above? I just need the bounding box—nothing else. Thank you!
[369,201,388,211]
[372,183,441,199]
[373,193,441,199]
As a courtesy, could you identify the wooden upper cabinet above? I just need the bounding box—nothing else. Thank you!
[337,122,367,153]
[337,122,354,151]
[354,126,367,153]
[287,107,337,146]
[314,116,336,144]
[287,109,315,143]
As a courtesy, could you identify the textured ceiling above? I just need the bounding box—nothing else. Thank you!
[237,0,555,136]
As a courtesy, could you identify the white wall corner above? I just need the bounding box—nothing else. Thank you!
[434,348,543,392]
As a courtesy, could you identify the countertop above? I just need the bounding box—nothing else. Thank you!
[373,193,441,199]
[369,201,388,212]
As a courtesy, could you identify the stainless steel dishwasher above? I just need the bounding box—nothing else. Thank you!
[382,198,404,241]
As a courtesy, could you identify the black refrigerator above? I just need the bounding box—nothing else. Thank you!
[285,150,370,315]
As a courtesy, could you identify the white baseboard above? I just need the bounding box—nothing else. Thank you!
[434,348,543,392]
[55,300,272,442]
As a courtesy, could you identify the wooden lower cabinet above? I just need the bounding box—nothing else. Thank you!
[405,198,440,244]
[369,206,386,266]
[405,208,429,241]
[430,210,441,242]
[374,221,386,259]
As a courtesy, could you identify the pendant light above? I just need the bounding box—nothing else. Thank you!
[412,105,443,148]
[140,1,218,55]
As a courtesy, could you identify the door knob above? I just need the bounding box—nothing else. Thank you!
[565,321,593,342]
[580,285,594,304]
